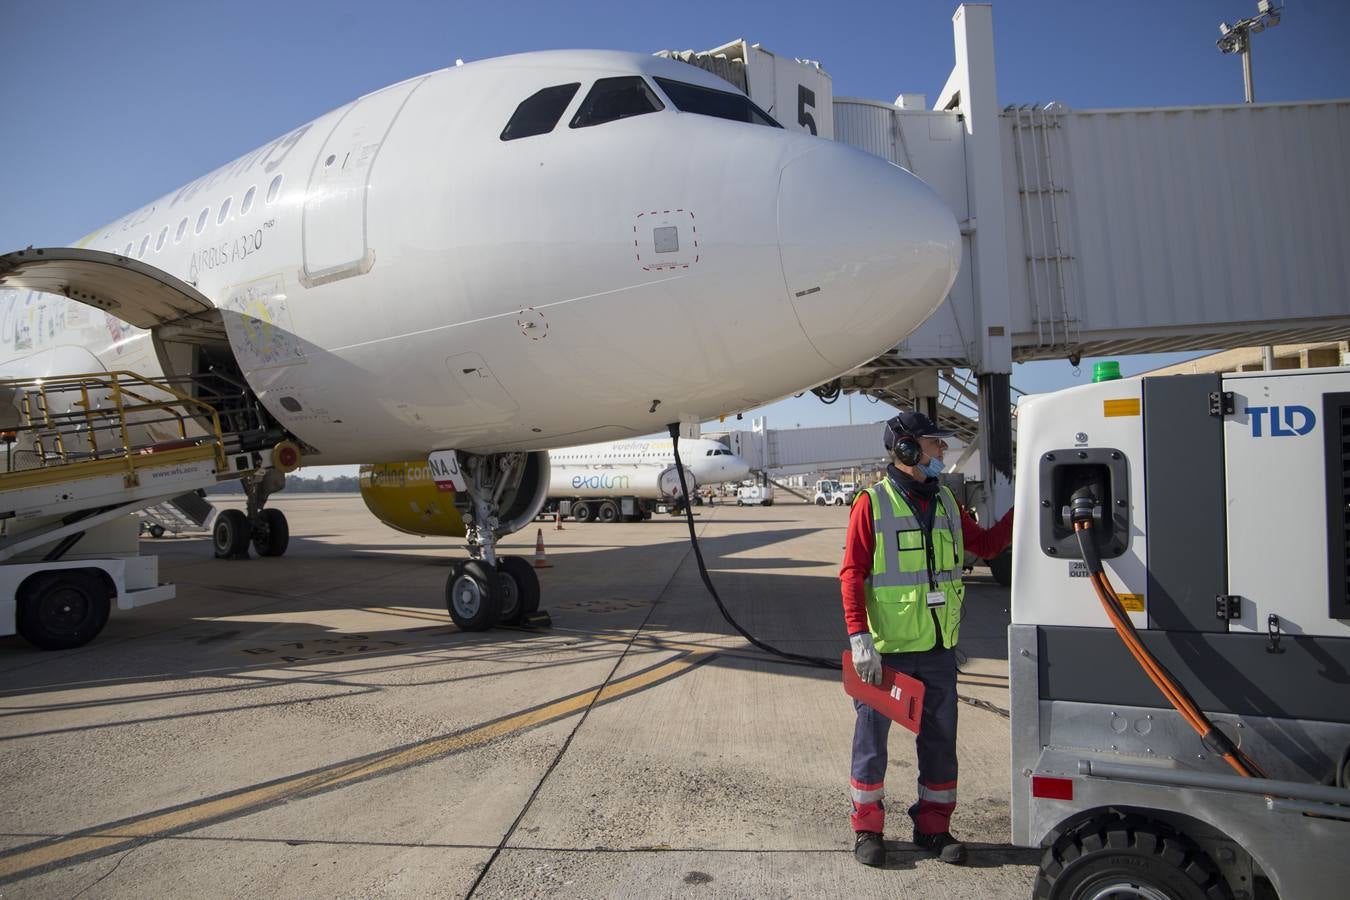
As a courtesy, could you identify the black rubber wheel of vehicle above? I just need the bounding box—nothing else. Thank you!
[572,503,593,523]
[988,548,1012,587]
[445,559,503,631]
[213,509,252,559]
[251,508,290,557]
[16,572,111,650]
[1035,816,1230,900]
[597,501,619,523]
[737,499,744,506]
[148,524,166,538]
[763,500,772,507]
[496,556,541,625]
[815,497,826,506]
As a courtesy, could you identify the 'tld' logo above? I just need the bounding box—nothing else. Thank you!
[1246,405,1316,437]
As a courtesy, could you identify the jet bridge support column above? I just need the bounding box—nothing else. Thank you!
[975,373,1014,524]
[939,5,1015,528]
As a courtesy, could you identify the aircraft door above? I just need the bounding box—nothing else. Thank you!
[301,77,426,287]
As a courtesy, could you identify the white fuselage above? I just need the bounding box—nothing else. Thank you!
[549,436,748,499]
[1,50,960,466]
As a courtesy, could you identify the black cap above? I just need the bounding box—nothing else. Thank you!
[883,411,953,450]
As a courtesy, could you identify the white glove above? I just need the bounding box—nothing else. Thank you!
[850,632,882,685]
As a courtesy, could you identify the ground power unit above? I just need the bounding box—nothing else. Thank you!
[1009,367,1350,900]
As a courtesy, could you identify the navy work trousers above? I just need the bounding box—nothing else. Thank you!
[849,646,959,836]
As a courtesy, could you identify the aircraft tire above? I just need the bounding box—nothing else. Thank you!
[572,502,594,523]
[446,560,502,631]
[252,509,290,557]
[596,501,619,523]
[149,524,166,538]
[496,556,541,625]
[16,571,111,650]
[213,509,252,559]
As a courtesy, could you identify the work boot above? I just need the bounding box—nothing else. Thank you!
[853,831,886,867]
[913,829,967,864]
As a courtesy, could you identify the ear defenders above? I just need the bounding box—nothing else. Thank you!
[883,419,923,467]
[894,435,922,466]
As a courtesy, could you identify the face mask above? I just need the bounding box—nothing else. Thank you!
[920,457,944,478]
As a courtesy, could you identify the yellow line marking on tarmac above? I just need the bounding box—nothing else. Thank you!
[0,643,715,883]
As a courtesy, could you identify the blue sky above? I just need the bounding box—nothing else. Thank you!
[3,1,1346,456]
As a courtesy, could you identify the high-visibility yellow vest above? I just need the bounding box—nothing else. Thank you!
[858,479,965,654]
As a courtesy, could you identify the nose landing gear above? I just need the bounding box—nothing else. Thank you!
[445,452,547,632]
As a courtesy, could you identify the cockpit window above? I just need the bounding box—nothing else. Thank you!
[501,83,581,141]
[570,76,664,129]
[652,77,781,128]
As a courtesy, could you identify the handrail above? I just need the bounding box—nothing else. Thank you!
[1,371,228,484]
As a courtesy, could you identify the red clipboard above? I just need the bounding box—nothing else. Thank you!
[842,651,926,735]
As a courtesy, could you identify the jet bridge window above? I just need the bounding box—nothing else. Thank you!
[652,77,781,128]
[570,76,664,129]
[501,83,581,141]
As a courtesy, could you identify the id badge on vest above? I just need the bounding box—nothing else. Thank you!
[926,590,946,609]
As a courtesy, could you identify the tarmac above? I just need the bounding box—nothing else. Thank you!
[0,495,1039,898]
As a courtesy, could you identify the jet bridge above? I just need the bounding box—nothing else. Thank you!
[677,3,1350,527]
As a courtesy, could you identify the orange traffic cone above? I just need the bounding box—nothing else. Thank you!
[534,528,553,568]
[554,510,564,530]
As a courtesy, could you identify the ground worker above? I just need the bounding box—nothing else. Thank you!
[842,411,1013,867]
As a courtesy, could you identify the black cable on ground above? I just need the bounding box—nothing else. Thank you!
[668,424,841,671]
[667,425,1011,718]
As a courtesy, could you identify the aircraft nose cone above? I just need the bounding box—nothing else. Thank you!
[778,144,961,370]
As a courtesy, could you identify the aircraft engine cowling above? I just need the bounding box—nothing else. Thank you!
[358,451,550,538]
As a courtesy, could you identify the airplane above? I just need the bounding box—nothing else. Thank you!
[0,49,961,633]
[362,435,747,532]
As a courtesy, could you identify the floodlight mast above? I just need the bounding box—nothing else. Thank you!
[1217,1,1283,103]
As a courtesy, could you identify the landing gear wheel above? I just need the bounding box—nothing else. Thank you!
[251,508,290,557]
[597,501,619,523]
[572,503,594,523]
[148,524,165,538]
[16,572,111,650]
[1035,817,1229,900]
[988,548,1012,587]
[496,556,541,625]
[213,509,252,559]
[445,559,503,631]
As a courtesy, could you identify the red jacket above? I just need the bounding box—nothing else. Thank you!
[840,488,1013,636]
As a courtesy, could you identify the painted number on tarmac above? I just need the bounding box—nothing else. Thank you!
[240,634,406,662]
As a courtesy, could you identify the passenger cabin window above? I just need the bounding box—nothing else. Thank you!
[652,77,781,128]
[175,217,188,243]
[570,76,663,129]
[196,208,209,234]
[155,226,168,252]
[217,197,231,225]
[138,235,150,257]
[241,186,256,215]
[501,83,581,141]
[266,174,283,204]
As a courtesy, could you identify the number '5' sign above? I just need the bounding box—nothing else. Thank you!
[798,85,817,136]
